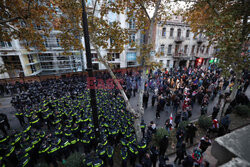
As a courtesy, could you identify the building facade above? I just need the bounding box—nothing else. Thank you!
[0,14,215,79]
[0,1,142,79]
[0,32,82,78]
[154,16,215,70]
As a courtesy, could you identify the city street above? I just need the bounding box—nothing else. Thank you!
[1,86,249,132]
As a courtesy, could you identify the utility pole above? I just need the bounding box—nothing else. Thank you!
[81,0,99,140]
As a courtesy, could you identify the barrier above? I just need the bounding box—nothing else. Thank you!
[0,67,143,84]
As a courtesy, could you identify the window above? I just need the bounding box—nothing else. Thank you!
[129,19,136,29]
[167,60,170,67]
[92,53,98,59]
[140,33,145,44]
[162,28,166,37]
[43,36,48,47]
[201,45,205,53]
[191,45,195,54]
[30,65,36,73]
[127,52,136,61]
[186,30,190,38]
[0,41,11,47]
[170,28,174,37]
[56,38,60,47]
[160,44,165,54]
[115,53,120,59]
[129,34,136,46]
[167,45,172,54]
[177,29,181,37]
[0,41,5,47]
[7,42,12,47]
[196,46,200,54]
[87,0,92,6]
[206,46,210,54]
[160,60,163,64]
[28,55,34,63]
[107,53,119,61]
[184,45,188,54]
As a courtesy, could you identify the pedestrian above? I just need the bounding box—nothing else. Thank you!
[182,155,194,167]
[159,135,169,156]
[221,114,230,132]
[151,94,157,107]
[243,79,249,92]
[182,110,189,121]
[176,129,185,147]
[174,143,187,165]
[185,123,197,145]
[150,146,159,167]
[174,110,181,128]
[156,103,161,119]
[141,153,152,167]
[148,121,156,134]
[143,91,149,109]
[212,104,219,120]
[165,119,172,133]
[198,136,211,153]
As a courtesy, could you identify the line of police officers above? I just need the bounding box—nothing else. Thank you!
[0,76,154,167]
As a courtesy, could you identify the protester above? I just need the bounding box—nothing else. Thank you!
[198,136,212,153]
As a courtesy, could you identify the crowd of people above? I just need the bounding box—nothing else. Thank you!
[0,65,249,167]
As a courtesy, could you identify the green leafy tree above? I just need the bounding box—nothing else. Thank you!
[185,0,249,119]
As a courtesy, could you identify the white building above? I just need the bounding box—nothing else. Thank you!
[0,1,142,78]
[154,16,215,70]
[0,33,82,78]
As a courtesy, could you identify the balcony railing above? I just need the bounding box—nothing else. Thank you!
[174,36,184,43]
[196,37,206,44]
[174,52,189,58]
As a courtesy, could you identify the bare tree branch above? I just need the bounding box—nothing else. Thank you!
[206,0,220,16]
[0,17,21,25]
[152,0,161,23]
[138,1,151,21]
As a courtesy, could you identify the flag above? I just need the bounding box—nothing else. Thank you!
[169,113,173,130]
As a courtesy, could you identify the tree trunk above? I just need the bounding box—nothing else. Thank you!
[137,0,161,119]
[90,37,143,140]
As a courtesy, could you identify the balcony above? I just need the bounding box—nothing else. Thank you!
[174,52,182,58]
[174,36,184,43]
[174,52,189,59]
[196,37,206,44]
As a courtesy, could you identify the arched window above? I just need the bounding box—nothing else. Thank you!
[186,30,190,38]
[177,29,181,37]
[170,28,174,37]
[162,28,166,37]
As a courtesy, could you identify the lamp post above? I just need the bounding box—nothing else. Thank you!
[81,0,99,140]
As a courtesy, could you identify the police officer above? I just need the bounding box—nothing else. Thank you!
[129,144,138,167]
[138,138,147,164]
[106,145,114,167]
[0,113,10,136]
[140,120,146,138]
[121,146,128,167]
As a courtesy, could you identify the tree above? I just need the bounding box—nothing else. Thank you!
[185,0,249,119]
[58,0,174,141]
[0,0,173,141]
